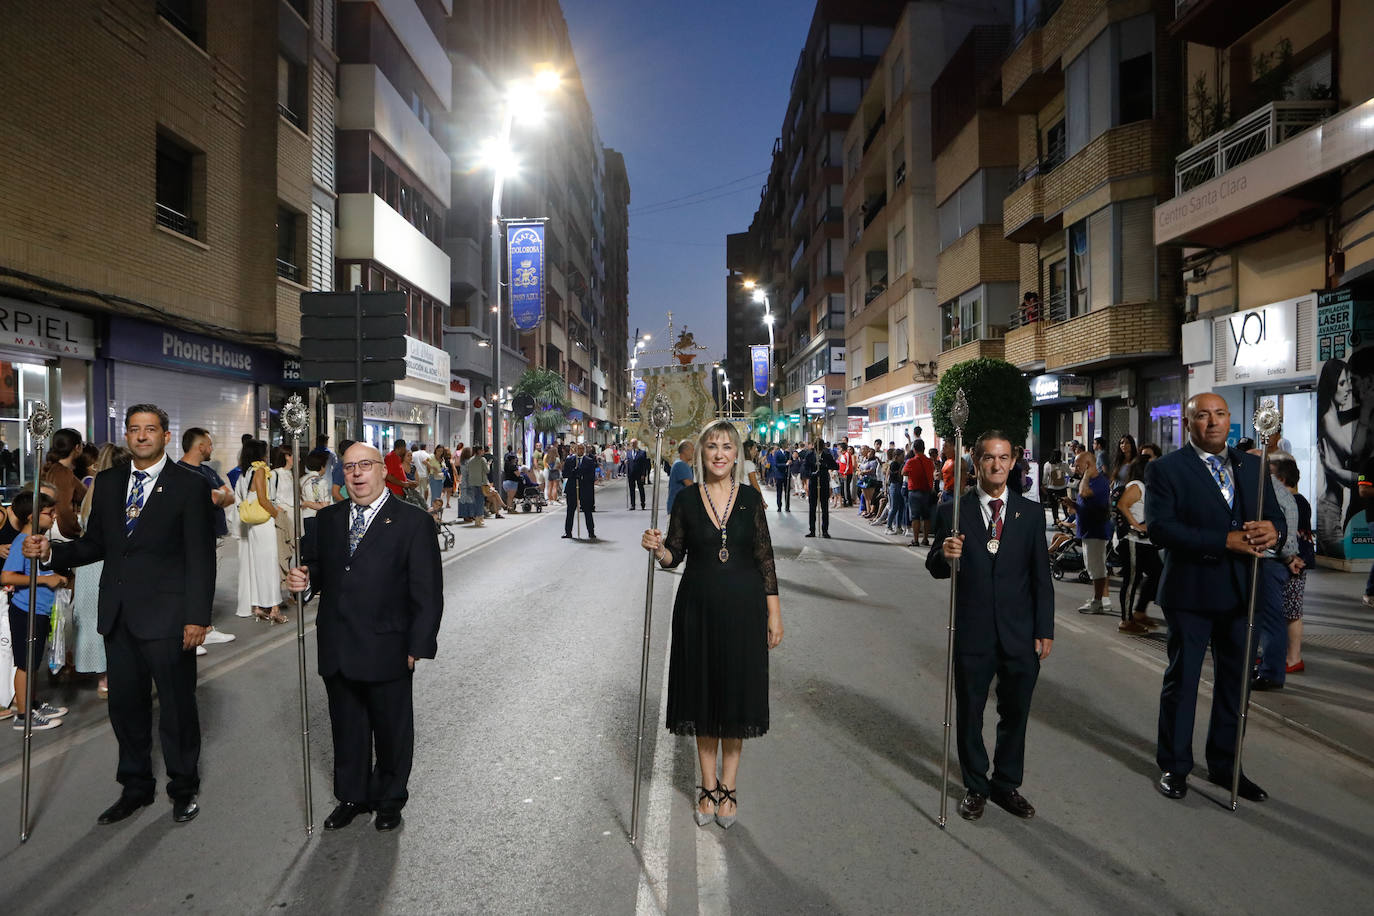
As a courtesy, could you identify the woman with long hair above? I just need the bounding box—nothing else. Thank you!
[641,419,783,829]
[1116,454,1162,634]
[269,445,296,624]
[459,446,487,527]
[41,427,87,540]
[234,439,284,622]
[544,445,562,503]
[72,443,131,698]
[1110,434,1138,491]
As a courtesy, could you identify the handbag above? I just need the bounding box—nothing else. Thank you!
[237,464,273,526]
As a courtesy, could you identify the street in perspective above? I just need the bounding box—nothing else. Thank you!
[2,0,1374,914]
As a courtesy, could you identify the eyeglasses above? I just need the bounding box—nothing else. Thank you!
[342,460,377,473]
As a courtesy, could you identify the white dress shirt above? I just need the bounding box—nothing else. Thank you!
[347,489,390,540]
[125,453,169,502]
[975,484,1010,533]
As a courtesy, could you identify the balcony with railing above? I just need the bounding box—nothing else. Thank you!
[156,203,198,240]
[863,357,889,383]
[275,258,301,283]
[1001,0,1063,113]
[1174,100,1334,196]
[1169,0,1292,48]
[1037,299,1176,371]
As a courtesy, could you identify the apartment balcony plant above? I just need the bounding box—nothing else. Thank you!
[1175,99,1335,195]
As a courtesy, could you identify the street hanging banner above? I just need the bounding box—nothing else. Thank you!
[633,377,647,409]
[507,222,545,331]
[750,345,770,397]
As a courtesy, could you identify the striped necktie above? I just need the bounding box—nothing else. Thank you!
[348,504,367,556]
[1206,455,1234,508]
[125,471,148,536]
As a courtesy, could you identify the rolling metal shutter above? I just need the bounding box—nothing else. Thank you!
[111,364,255,470]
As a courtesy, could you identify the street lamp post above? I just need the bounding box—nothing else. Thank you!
[484,69,559,468]
[749,284,776,420]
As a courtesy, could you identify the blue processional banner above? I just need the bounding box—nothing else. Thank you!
[507,223,545,331]
[750,345,770,397]
[633,378,647,409]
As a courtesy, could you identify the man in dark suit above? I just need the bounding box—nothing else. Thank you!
[562,443,598,540]
[626,438,650,509]
[25,404,215,825]
[804,437,838,538]
[1146,393,1283,803]
[286,443,443,832]
[926,430,1054,821]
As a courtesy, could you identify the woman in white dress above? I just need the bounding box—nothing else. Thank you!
[269,446,297,623]
[72,443,128,697]
[234,440,284,623]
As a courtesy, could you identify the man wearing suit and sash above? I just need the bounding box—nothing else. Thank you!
[1146,393,1283,802]
[286,443,443,832]
[25,404,215,825]
[626,438,650,510]
[926,430,1054,821]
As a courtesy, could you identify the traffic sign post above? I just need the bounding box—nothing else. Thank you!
[300,289,409,441]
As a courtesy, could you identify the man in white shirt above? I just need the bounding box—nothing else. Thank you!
[410,443,431,496]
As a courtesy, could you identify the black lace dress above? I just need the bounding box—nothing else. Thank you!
[659,482,778,739]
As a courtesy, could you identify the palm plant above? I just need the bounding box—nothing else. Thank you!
[514,367,572,443]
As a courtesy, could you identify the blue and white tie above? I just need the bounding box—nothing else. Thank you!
[1206,455,1234,508]
[347,504,367,556]
[125,471,148,536]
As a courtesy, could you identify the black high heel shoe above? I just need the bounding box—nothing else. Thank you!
[694,785,717,827]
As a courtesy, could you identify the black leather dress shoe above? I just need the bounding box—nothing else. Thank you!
[374,810,403,832]
[97,794,154,825]
[1250,676,1284,691]
[324,802,371,830]
[172,796,200,823]
[990,789,1036,819]
[1157,771,1187,799]
[1206,772,1269,802]
[804,532,815,538]
[822,532,831,538]
[958,791,986,821]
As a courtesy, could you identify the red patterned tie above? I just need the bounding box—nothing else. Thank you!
[989,498,1004,539]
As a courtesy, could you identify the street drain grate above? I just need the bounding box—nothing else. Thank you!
[1299,633,1374,654]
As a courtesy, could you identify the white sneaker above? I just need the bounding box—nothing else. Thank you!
[1077,599,1104,615]
[1100,599,1115,614]
[195,645,208,656]
[12,711,62,731]
[202,629,236,645]
[1363,595,1374,608]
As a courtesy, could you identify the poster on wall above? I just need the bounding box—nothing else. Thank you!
[1314,285,1374,559]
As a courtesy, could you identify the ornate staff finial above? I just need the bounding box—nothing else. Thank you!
[25,401,53,447]
[950,388,969,435]
[282,394,309,441]
[649,393,673,435]
[1252,404,1281,441]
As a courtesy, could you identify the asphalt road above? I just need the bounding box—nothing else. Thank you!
[2,479,1373,915]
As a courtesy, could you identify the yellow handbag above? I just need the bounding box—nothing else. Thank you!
[238,462,272,526]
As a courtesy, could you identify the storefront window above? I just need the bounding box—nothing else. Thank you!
[0,360,52,500]
[1146,375,1182,454]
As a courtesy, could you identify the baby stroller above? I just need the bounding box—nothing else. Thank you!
[400,481,457,550]
[1048,519,1090,583]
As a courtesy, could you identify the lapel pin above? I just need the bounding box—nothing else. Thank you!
[384,517,392,525]
[1015,511,1020,519]
[155,486,163,493]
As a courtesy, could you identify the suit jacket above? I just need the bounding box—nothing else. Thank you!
[562,456,597,507]
[303,495,444,681]
[52,459,215,640]
[803,448,837,487]
[1145,445,1286,615]
[926,489,1054,656]
[628,449,651,477]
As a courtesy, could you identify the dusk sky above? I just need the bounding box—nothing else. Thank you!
[560,0,812,369]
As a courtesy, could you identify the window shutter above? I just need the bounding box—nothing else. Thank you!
[310,203,333,291]
[1118,199,1155,302]
[310,59,335,192]
[1089,207,1112,310]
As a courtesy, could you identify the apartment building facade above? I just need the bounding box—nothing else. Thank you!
[334,0,457,450]
[444,0,626,451]
[993,0,1184,461]
[0,0,334,490]
[845,6,1015,448]
[1154,0,1374,561]
[727,0,910,444]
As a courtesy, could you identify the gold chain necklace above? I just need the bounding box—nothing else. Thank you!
[701,480,737,563]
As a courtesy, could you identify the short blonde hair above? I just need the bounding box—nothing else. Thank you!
[694,420,747,485]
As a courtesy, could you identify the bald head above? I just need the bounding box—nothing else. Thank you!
[1185,392,1231,455]
[342,442,387,505]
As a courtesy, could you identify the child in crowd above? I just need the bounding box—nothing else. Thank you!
[3,491,70,731]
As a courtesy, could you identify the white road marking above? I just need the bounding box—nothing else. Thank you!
[696,826,730,915]
[1057,618,1087,635]
[817,559,868,598]
[634,602,676,916]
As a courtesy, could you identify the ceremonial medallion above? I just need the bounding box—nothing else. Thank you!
[986,538,1000,556]
[718,547,730,563]
[126,507,140,519]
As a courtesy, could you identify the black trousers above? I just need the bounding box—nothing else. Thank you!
[808,481,830,534]
[324,672,414,813]
[565,494,594,536]
[628,474,646,508]
[1120,540,1162,618]
[1157,607,1247,777]
[954,648,1039,795]
[105,617,201,801]
[774,474,790,511]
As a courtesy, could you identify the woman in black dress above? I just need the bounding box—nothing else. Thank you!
[641,419,783,829]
